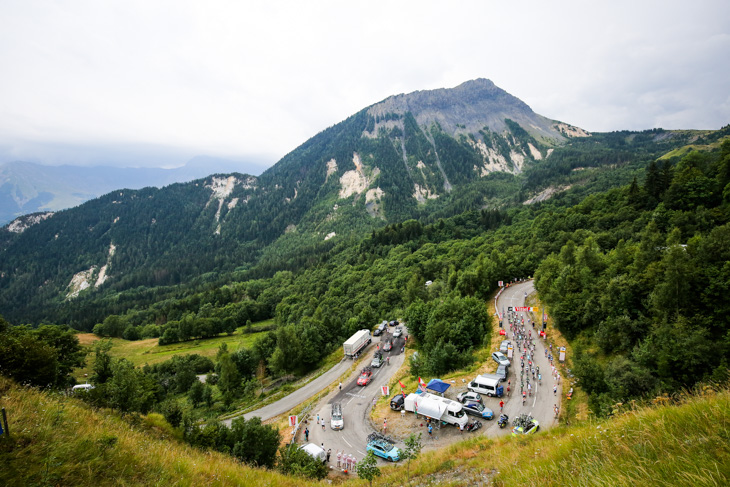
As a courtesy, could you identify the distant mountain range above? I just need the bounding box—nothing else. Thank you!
[0,78,709,326]
[0,156,268,225]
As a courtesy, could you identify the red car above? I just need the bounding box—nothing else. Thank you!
[357,367,373,386]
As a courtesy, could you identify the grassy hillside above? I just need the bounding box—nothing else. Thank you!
[1,375,728,486]
[73,321,271,376]
[0,376,307,487]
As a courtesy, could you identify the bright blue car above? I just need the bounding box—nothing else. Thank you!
[463,401,494,420]
[366,433,401,461]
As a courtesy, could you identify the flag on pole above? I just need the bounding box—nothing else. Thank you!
[418,377,427,392]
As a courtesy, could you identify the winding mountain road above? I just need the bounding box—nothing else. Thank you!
[230,281,561,468]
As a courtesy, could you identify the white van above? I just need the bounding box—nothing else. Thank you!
[301,443,326,463]
[467,375,504,397]
[71,384,94,393]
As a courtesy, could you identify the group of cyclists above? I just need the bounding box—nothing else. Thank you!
[506,310,550,407]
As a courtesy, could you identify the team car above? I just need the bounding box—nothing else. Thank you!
[393,326,403,338]
[366,432,401,462]
[511,414,540,436]
[456,391,483,404]
[357,367,373,386]
[382,340,393,352]
[330,402,344,430]
[462,402,494,420]
[371,353,383,368]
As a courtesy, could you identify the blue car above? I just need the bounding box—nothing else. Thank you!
[366,433,401,461]
[463,401,494,420]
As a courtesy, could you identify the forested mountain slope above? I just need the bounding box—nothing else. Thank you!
[0,80,721,327]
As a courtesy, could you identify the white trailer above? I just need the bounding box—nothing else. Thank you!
[403,392,468,428]
[343,329,371,358]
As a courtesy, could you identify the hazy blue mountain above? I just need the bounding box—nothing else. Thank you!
[0,156,268,225]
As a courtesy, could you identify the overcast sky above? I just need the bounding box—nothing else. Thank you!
[1,0,728,168]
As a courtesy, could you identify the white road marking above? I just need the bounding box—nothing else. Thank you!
[357,450,366,456]
[343,438,352,448]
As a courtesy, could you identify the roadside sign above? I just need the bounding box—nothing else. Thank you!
[498,281,503,287]
[289,415,298,427]
[381,385,390,396]
[507,306,513,311]
[515,306,532,312]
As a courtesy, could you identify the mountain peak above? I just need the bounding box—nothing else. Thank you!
[368,78,563,141]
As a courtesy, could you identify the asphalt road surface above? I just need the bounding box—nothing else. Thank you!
[478,280,562,438]
[303,326,408,465]
[222,351,355,427]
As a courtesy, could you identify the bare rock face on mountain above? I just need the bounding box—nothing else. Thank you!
[366,79,583,143]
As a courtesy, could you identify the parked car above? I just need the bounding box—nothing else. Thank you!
[456,391,482,404]
[499,340,511,354]
[371,353,383,368]
[373,321,387,336]
[366,433,401,462]
[390,394,405,411]
[462,402,494,420]
[357,367,373,386]
[393,327,403,338]
[492,351,510,367]
[495,364,509,381]
[382,340,393,352]
[389,320,399,327]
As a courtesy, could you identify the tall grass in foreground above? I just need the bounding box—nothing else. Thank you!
[0,376,318,487]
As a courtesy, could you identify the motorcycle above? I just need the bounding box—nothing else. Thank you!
[464,420,482,432]
[498,414,509,428]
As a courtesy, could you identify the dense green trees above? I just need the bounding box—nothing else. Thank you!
[0,319,85,388]
[534,145,730,413]
[276,444,329,479]
[184,416,280,468]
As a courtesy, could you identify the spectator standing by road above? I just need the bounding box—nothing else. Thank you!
[499,400,504,412]
[428,423,433,437]
[304,427,309,442]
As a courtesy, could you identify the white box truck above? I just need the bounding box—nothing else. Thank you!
[343,329,371,358]
[403,392,468,428]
